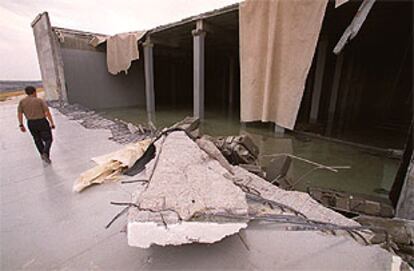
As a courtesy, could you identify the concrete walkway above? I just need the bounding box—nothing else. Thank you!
[0,97,398,270]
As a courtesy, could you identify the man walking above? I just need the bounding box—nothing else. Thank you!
[17,86,55,163]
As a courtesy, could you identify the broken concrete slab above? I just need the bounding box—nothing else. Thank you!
[308,187,394,217]
[230,166,360,227]
[355,215,414,264]
[137,132,248,220]
[120,129,410,266]
[128,208,248,248]
[126,131,372,249]
[128,131,249,248]
[196,136,235,174]
[169,116,200,134]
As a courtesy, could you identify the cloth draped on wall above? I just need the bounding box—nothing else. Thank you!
[239,0,328,129]
[90,31,146,75]
[89,35,108,47]
[106,31,146,75]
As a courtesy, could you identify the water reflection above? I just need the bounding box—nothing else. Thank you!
[99,106,399,201]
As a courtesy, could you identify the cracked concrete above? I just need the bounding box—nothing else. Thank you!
[0,96,403,270]
[231,166,361,227]
[128,131,371,250]
[48,101,150,144]
[128,132,249,247]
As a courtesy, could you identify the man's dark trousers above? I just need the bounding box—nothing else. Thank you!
[27,118,53,157]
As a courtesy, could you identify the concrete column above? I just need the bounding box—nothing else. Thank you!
[228,56,235,118]
[31,12,68,102]
[221,62,227,111]
[239,122,247,134]
[171,60,177,108]
[337,54,354,134]
[274,123,285,135]
[309,38,328,124]
[326,53,344,136]
[192,21,206,120]
[143,38,156,125]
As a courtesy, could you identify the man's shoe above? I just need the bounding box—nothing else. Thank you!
[41,153,52,164]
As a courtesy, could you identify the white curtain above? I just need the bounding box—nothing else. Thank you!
[239,0,328,129]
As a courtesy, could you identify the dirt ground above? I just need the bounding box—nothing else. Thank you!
[0,88,44,101]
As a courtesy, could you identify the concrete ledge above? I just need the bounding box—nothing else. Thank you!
[128,221,248,248]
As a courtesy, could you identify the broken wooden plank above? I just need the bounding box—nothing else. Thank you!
[335,0,350,8]
[73,140,151,192]
[333,0,376,55]
[310,37,328,124]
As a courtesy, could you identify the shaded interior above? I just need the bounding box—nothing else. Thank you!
[296,1,413,150]
[151,9,240,123]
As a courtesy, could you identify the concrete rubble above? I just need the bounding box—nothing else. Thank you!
[65,114,411,267]
[128,131,249,248]
[48,101,151,144]
[73,139,151,192]
[308,186,395,217]
[126,131,363,248]
[355,215,414,264]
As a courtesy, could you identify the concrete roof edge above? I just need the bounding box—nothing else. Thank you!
[148,2,240,35]
[31,12,47,28]
[34,3,239,40]
[52,26,109,38]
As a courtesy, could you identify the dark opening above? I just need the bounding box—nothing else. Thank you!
[151,24,194,127]
[296,0,413,150]
[150,9,241,130]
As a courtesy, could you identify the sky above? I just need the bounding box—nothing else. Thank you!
[0,0,239,80]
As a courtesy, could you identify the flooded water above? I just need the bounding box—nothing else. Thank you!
[100,106,400,201]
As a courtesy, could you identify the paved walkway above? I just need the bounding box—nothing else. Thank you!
[0,97,397,270]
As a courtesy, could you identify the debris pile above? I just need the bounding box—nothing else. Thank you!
[213,135,259,165]
[308,187,394,217]
[212,135,265,178]
[128,131,249,247]
[355,215,414,265]
[48,101,151,144]
[73,139,151,192]
[73,116,410,266]
[107,127,369,248]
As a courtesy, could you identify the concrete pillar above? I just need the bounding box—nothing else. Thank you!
[228,56,235,118]
[221,62,227,111]
[326,53,344,136]
[171,60,177,108]
[143,38,156,125]
[31,12,68,102]
[274,123,285,135]
[192,21,206,120]
[337,54,354,134]
[239,122,247,134]
[309,38,328,124]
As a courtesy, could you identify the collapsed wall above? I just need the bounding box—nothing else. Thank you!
[31,12,67,101]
